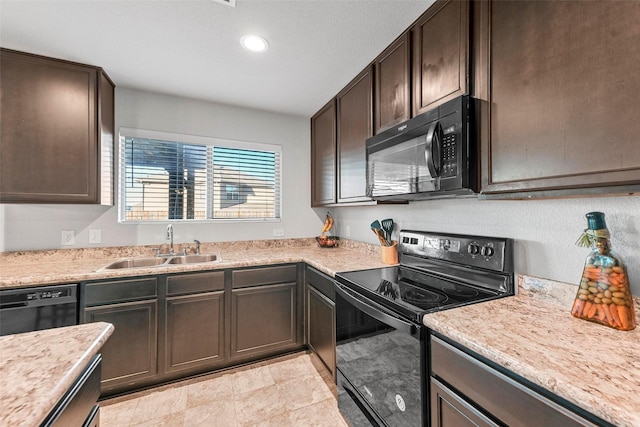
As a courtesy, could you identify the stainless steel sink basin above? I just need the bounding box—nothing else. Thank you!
[102,257,169,269]
[99,253,221,270]
[167,253,220,264]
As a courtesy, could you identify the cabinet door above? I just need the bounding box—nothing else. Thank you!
[311,99,337,206]
[83,300,157,394]
[306,285,336,378]
[98,71,115,206]
[0,49,113,204]
[163,291,225,375]
[375,32,411,134]
[412,0,469,115]
[231,282,298,359]
[336,65,373,203]
[431,378,498,427]
[476,1,640,196]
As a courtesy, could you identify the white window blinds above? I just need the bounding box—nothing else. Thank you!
[119,129,281,222]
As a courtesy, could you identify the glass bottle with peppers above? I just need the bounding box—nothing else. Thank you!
[571,212,635,330]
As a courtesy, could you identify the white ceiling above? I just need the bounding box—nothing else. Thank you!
[0,0,433,118]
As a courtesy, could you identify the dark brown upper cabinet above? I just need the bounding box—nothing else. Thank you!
[0,49,114,204]
[374,32,411,134]
[311,99,337,206]
[412,0,469,115]
[336,65,374,204]
[474,1,640,197]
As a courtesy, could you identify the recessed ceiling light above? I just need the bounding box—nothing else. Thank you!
[240,34,269,53]
[212,0,235,6]
[211,0,235,7]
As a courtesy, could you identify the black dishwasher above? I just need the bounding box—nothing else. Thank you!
[0,284,78,336]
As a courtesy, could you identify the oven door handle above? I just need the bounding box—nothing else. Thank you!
[335,282,419,338]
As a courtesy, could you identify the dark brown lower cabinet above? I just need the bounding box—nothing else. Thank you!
[430,335,605,427]
[83,300,158,394]
[81,277,159,395]
[162,271,226,377]
[230,264,303,361]
[164,291,225,374]
[81,264,303,396]
[231,282,298,359]
[305,267,336,379]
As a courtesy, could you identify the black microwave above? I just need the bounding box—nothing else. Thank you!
[366,95,477,201]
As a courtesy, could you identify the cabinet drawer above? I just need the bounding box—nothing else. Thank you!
[306,266,335,301]
[232,265,297,289]
[167,271,225,296]
[430,377,498,427]
[430,336,597,427]
[84,278,157,306]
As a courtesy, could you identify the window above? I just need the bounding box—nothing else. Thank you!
[119,129,281,222]
[225,184,240,201]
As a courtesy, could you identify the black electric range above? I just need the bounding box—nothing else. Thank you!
[334,230,514,427]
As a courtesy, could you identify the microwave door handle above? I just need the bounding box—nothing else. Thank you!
[424,121,443,177]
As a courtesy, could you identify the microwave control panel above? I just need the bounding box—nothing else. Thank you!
[441,131,457,178]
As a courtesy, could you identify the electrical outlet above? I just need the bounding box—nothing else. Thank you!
[61,230,75,246]
[89,229,102,244]
[346,226,351,237]
[273,228,285,237]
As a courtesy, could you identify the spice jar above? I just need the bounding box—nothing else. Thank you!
[571,212,635,330]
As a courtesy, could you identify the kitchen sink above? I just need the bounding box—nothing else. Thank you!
[166,254,220,264]
[99,253,221,270]
[102,257,169,269]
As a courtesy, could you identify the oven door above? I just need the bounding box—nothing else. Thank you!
[335,281,425,427]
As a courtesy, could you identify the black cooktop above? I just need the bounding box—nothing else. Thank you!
[336,265,499,322]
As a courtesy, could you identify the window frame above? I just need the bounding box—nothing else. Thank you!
[118,127,282,224]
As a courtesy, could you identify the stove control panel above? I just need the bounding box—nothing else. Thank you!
[399,230,513,273]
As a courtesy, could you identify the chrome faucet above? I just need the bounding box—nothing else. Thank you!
[193,239,201,255]
[166,224,174,255]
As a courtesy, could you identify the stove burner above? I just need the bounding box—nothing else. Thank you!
[376,279,399,300]
[443,283,480,298]
[401,286,447,306]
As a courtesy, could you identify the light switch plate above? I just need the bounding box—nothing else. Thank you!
[89,229,102,244]
[61,230,75,246]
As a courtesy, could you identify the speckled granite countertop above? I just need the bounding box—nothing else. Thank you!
[423,275,640,427]
[0,238,388,289]
[0,239,385,425]
[0,322,114,426]
[7,240,638,425]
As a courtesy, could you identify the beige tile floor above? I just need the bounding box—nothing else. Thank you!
[100,352,348,427]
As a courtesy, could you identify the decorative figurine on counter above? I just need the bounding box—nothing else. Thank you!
[571,212,636,330]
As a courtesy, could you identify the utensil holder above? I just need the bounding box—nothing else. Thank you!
[380,241,398,265]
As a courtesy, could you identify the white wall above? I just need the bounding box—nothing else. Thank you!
[331,196,640,295]
[0,88,323,251]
